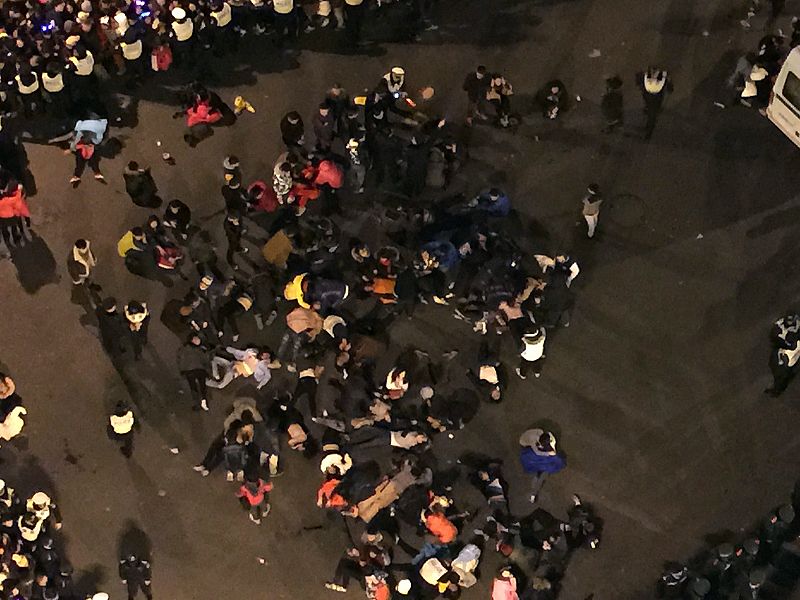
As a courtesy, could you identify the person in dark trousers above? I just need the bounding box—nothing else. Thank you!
[601,76,623,133]
[97,297,130,358]
[463,65,489,125]
[216,288,254,341]
[312,102,336,153]
[108,401,136,458]
[223,212,249,270]
[118,554,152,600]
[280,110,305,150]
[222,175,249,216]
[636,67,672,140]
[163,199,191,239]
[177,335,211,411]
[188,229,223,279]
[123,162,161,208]
[124,301,150,360]
[70,137,105,187]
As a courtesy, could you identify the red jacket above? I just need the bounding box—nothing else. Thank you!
[314,160,344,189]
[186,100,222,128]
[236,480,273,506]
[248,180,279,213]
[0,186,29,219]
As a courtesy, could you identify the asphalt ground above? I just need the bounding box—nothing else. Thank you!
[3,0,800,598]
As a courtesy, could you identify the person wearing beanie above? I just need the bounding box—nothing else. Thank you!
[107,400,136,458]
[581,183,602,239]
[123,161,161,208]
[124,300,150,360]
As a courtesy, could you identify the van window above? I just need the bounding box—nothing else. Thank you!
[783,71,800,112]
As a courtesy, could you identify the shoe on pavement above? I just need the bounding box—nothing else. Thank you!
[200,399,209,411]
[236,470,245,481]
[515,367,527,380]
[226,471,234,482]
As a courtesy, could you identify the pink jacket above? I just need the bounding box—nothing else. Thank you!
[491,577,518,600]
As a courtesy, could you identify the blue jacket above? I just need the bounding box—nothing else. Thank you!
[421,240,460,272]
[520,447,566,475]
[477,191,511,217]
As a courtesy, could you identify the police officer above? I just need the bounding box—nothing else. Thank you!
[766,313,800,397]
[0,479,21,526]
[209,0,235,53]
[41,61,67,117]
[119,554,153,600]
[636,67,672,140]
[108,400,135,457]
[762,504,794,555]
[34,537,60,579]
[686,577,710,600]
[116,14,146,86]
[170,7,195,67]
[124,301,150,360]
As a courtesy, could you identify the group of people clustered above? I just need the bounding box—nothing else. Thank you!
[0,0,629,598]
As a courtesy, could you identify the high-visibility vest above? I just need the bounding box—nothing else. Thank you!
[211,3,232,26]
[121,39,143,60]
[42,72,64,93]
[70,52,94,76]
[110,411,134,434]
[15,74,39,95]
[172,19,193,41]
[273,0,293,14]
[643,72,666,94]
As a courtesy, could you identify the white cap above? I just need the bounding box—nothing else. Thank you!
[31,492,51,506]
[391,67,405,76]
[92,594,110,600]
[172,7,186,19]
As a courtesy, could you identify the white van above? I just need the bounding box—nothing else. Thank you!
[767,47,800,148]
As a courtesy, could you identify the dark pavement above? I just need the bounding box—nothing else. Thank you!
[2,0,800,598]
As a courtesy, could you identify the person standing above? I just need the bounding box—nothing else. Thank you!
[516,326,546,380]
[637,67,672,141]
[107,401,135,458]
[223,212,249,270]
[236,473,273,524]
[581,184,602,239]
[97,297,130,359]
[118,554,152,600]
[765,313,800,397]
[462,65,489,125]
[67,239,101,308]
[178,335,211,411]
[313,102,336,153]
[344,0,365,44]
[601,76,623,133]
[280,110,305,150]
[124,301,150,360]
[519,429,565,504]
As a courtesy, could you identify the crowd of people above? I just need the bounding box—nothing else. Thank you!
[5,0,782,596]
[658,488,800,599]
[74,60,601,598]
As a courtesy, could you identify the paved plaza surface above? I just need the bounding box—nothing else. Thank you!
[3,0,800,598]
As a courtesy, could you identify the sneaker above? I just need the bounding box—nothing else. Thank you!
[69,176,81,187]
[192,464,206,472]
[263,503,272,517]
[200,399,209,411]
[325,583,347,593]
[94,173,106,183]
[529,494,537,504]
[236,470,245,481]
[249,513,262,524]
[515,367,527,380]
[226,471,234,482]
[200,468,209,477]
